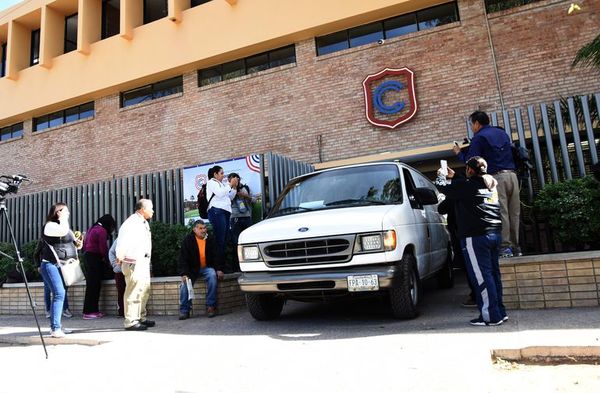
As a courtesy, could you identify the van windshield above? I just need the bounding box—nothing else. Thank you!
[270,164,402,217]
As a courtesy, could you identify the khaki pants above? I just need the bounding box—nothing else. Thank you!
[493,171,521,253]
[122,262,151,328]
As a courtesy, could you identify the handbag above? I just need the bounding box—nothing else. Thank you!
[58,258,85,286]
[44,240,85,286]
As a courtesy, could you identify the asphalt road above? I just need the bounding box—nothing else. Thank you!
[1,275,599,393]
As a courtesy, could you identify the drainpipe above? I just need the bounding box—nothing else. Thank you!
[482,0,505,113]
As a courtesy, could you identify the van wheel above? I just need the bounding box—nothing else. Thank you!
[437,246,455,289]
[389,254,420,319]
[246,294,284,321]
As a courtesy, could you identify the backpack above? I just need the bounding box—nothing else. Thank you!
[512,142,533,179]
[197,183,214,219]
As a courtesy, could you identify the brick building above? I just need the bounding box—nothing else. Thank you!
[0,0,599,194]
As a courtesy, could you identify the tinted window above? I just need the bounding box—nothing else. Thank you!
[31,29,40,65]
[65,14,78,53]
[122,85,153,107]
[153,76,183,98]
[316,31,348,56]
[65,107,79,123]
[35,116,49,131]
[144,0,168,24]
[384,14,418,39]
[349,22,383,47]
[1,43,6,77]
[246,53,269,74]
[417,3,458,30]
[222,60,245,80]
[33,102,94,132]
[269,45,295,67]
[199,66,222,86]
[102,0,120,39]
[121,77,183,107]
[11,124,23,139]
[79,102,95,119]
[191,0,212,6]
[49,111,64,128]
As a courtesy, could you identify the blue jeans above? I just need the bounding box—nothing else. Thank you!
[43,275,69,312]
[179,267,218,313]
[39,261,66,331]
[208,207,230,263]
[461,232,506,323]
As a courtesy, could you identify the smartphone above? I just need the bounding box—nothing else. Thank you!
[453,141,460,147]
[440,160,448,176]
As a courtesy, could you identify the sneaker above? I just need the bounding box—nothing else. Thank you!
[50,329,66,338]
[500,247,513,258]
[179,312,190,320]
[515,252,523,257]
[62,328,73,334]
[461,296,477,308]
[207,306,217,318]
[469,317,504,326]
[45,311,50,319]
[82,312,104,320]
[62,309,73,318]
[502,315,509,322]
[140,320,155,327]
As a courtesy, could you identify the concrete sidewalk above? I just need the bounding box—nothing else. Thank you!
[1,276,599,393]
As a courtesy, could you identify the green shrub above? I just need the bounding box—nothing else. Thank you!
[534,176,600,249]
[0,240,40,285]
[150,221,190,277]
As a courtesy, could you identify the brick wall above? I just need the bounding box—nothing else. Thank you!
[0,274,246,316]
[500,251,600,309]
[0,0,598,194]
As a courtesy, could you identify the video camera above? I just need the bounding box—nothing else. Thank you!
[0,175,29,198]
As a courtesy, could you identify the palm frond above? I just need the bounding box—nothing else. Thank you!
[572,34,600,69]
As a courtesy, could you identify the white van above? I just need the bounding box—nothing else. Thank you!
[237,162,452,320]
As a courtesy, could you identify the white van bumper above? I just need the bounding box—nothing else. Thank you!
[238,265,397,293]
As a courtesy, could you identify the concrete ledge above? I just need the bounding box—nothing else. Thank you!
[0,273,246,317]
[493,346,600,364]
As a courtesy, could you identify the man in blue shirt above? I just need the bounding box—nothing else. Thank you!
[453,111,521,257]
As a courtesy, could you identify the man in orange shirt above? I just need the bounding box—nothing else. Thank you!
[178,220,224,320]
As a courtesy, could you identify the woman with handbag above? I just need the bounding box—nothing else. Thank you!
[39,203,83,338]
[82,214,116,319]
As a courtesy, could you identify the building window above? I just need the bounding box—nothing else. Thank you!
[1,43,6,78]
[0,123,24,142]
[120,76,183,108]
[30,29,40,66]
[315,1,459,56]
[33,102,94,132]
[191,0,212,6]
[144,0,168,24]
[64,13,78,53]
[198,45,296,87]
[485,0,543,13]
[102,0,120,39]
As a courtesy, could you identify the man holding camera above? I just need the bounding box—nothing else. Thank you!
[453,111,521,258]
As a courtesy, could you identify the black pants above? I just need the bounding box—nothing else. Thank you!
[83,252,104,314]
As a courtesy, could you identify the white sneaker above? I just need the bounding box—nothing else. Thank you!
[62,328,73,334]
[62,309,73,318]
[50,329,66,338]
[45,311,50,319]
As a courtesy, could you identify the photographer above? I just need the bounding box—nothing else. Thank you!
[436,156,507,326]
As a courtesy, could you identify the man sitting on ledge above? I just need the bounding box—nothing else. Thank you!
[178,219,224,320]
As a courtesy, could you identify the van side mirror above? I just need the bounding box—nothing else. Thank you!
[414,187,439,205]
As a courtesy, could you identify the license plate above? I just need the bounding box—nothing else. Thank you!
[347,274,379,292]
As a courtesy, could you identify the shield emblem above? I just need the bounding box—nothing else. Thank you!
[362,67,417,129]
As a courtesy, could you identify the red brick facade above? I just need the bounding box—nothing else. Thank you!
[1,0,599,193]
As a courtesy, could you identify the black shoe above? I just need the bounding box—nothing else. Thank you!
[179,312,189,320]
[140,320,156,327]
[125,323,147,331]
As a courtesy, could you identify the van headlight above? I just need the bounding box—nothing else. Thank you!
[355,230,396,253]
[238,245,262,262]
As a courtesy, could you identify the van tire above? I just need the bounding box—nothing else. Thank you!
[437,246,455,289]
[246,294,284,321]
[389,254,419,319]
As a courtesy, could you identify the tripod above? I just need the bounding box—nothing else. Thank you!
[0,198,48,358]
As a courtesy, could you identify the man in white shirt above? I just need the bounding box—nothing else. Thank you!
[116,199,154,331]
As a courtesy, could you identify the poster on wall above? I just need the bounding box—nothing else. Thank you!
[182,155,262,224]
